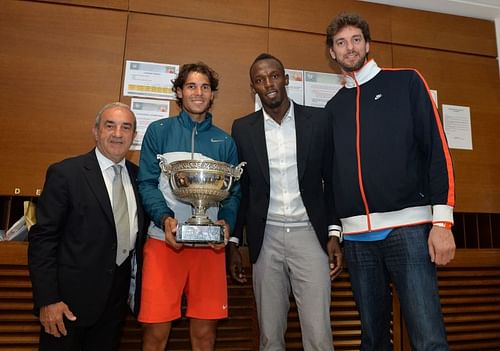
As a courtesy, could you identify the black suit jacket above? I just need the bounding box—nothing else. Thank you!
[231,103,335,263]
[28,150,147,325]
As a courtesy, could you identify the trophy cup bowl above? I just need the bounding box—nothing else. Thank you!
[157,155,245,244]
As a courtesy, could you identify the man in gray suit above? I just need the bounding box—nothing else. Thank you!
[228,53,343,350]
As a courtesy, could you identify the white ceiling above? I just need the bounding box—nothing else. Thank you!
[359,0,500,21]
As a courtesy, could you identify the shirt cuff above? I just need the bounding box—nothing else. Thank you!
[229,237,240,246]
[432,204,454,224]
[328,229,343,243]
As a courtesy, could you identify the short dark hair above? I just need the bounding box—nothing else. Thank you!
[249,53,285,81]
[326,12,371,48]
[172,62,219,108]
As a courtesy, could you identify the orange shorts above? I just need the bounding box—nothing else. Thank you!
[138,237,228,323]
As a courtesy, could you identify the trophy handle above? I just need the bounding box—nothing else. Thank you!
[231,162,247,181]
[157,154,172,175]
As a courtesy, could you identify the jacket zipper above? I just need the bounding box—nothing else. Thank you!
[190,124,198,159]
[353,76,372,230]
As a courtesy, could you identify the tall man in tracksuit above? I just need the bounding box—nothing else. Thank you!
[137,62,240,351]
[325,13,456,351]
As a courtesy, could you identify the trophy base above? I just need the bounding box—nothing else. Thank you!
[176,223,224,244]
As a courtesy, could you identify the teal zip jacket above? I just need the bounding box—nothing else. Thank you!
[137,111,241,240]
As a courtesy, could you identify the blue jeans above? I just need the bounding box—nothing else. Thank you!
[344,224,449,351]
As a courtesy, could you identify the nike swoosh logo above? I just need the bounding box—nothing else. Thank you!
[211,138,224,143]
[374,94,383,100]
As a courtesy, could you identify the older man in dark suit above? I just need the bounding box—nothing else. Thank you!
[28,102,146,351]
[228,53,343,350]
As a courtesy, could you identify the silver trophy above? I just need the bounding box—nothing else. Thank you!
[158,155,245,244]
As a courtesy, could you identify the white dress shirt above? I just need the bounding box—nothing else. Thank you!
[263,101,309,225]
[95,148,138,250]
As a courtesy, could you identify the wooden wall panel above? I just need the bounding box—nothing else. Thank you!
[129,0,269,27]
[0,0,128,196]
[492,215,500,248]
[365,42,393,69]
[0,0,499,213]
[269,0,392,42]
[285,287,359,350]
[0,243,260,351]
[453,212,500,249]
[392,45,500,213]
[32,0,128,10]
[269,30,336,73]
[438,250,500,350]
[0,242,38,350]
[123,13,268,163]
[0,1,499,349]
[391,8,497,57]
[330,273,361,350]
[2,243,499,351]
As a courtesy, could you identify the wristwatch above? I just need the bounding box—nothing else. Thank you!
[433,222,453,230]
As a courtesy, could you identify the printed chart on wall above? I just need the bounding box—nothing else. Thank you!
[130,98,170,150]
[304,71,343,108]
[123,60,179,100]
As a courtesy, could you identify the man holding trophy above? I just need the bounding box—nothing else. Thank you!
[137,62,241,351]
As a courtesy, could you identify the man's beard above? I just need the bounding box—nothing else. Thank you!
[338,53,367,73]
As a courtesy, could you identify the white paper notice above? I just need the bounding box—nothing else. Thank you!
[285,69,304,105]
[254,68,305,111]
[124,61,179,100]
[130,98,170,150]
[304,71,343,108]
[254,94,262,111]
[442,104,473,150]
[430,89,438,107]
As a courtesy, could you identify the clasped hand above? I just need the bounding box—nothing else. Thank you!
[163,216,229,250]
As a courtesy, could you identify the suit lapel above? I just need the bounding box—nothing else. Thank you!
[126,161,144,234]
[83,150,114,226]
[248,111,270,185]
[294,105,312,181]
[126,162,139,211]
